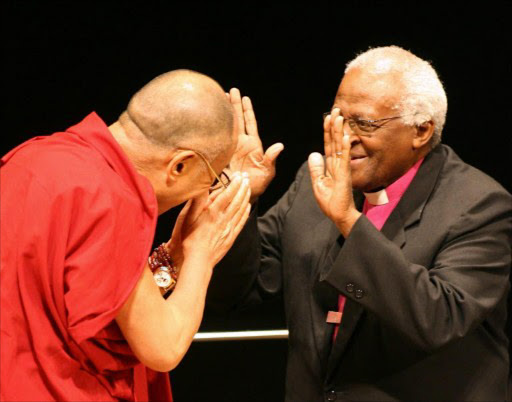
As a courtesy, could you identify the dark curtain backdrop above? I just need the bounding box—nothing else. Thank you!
[3,2,510,401]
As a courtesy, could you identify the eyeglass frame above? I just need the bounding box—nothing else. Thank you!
[322,111,411,136]
[177,148,231,192]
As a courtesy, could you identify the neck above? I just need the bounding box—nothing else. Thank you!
[109,121,168,214]
[109,121,148,175]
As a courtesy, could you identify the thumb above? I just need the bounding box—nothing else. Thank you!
[188,191,209,222]
[174,200,192,230]
[167,200,193,247]
[263,143,284,167]
[308,152,325,185]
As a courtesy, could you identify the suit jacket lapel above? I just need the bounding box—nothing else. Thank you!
[325,146,447,378]
[381,145,446,241]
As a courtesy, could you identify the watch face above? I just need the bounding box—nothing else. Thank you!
[154,267,172,288]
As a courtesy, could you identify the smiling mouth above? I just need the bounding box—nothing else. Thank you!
[350,156,367,167]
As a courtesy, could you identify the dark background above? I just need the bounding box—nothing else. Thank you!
[3,2,510,401]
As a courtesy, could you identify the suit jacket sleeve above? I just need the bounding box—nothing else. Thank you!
[207,163,308,312]
[324,187,512,352]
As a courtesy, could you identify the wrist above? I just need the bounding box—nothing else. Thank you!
[335,210,362,238]
[148,243,179,294]
[181,248,215,273]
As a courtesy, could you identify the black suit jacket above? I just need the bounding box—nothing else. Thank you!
[209,145,512,401]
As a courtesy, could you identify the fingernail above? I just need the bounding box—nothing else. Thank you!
[243,178,249,186]
[242,172,249,178]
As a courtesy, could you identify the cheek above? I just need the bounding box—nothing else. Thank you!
[348,141,391,189]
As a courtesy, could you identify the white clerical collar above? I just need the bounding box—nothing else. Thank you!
[363,189,389,205]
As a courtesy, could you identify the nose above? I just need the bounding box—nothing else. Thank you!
[342,119,361,145]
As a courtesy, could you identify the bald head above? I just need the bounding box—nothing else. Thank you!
[121,69,234,160]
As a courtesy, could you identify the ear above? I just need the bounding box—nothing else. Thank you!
[165,150,198,185]
[412,120,435,150]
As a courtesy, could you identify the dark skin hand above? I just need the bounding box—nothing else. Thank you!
[308,108,361,238]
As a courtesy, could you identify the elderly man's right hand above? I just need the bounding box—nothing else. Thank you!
[227,88,284,201]
[308,110,361,237]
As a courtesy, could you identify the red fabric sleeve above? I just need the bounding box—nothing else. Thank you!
[64,180,156,345]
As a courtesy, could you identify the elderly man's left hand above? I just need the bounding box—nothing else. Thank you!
[308,109,361,237]
[227,88,284,201]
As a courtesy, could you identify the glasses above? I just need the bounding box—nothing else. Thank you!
[180,149,231,192]
[322,112,406,136]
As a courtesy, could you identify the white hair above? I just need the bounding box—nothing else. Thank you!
[345,46,447,147]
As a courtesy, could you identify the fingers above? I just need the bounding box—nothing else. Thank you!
[329,109,341,157]
[341,130,352,168]
[226,179,251,229]
[167,199,192,247]
[214,200,251,265]
[207,187,224,204]
[209,173,243,212]
[174,199,192,229]
[241,96,258,137]
[188,191,209,222]
[323,114,332,157]
[308,152,325,185]
[221,183,251,249]
[223,175,250,221]
[332,115,344,157]
[262,142,285,167]
[229,88,245,136]
[231,203,251,240]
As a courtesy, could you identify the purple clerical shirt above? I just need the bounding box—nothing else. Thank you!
[332,158,424,340]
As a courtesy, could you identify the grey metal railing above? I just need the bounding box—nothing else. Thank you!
[193,329,289,342]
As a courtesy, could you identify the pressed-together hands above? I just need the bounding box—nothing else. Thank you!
[308,108,361,237]
[116,176,251,372]
[167,172,251,269]
[168,103,360,273]
[227,88,284,201]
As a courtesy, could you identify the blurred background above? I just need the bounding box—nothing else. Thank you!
[3,2,510,401]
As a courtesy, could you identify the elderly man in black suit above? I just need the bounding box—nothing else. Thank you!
[216,46,511,401]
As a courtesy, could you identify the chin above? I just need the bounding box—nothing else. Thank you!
[351,175,371,192]
[351,179,383,193]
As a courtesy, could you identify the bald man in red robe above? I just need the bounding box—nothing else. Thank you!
[0,70,282,401]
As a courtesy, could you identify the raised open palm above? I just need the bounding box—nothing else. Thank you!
[308,109,361,237]
[227,88,284,200]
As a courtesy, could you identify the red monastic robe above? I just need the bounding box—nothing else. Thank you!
[0,113,172,401]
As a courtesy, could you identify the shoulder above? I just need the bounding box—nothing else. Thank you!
[5,134,138,209]
[436,145,511,208]
[423,145,511,236]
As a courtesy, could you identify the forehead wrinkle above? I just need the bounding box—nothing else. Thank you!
[334,94,382,119]
[336,82,403,118]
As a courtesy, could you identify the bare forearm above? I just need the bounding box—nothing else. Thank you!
[116,258,214,372]
[162,255,213,359]
[118,178,251,372]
